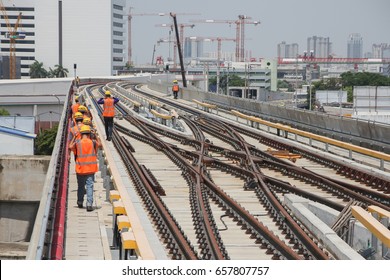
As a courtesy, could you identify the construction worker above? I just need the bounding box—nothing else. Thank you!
[82,117,96,139]
[97,90,119,141]
[69,125,102,211]
[69,112,84,141]
[172,80,179,99]
[70,96,80,116]
[78,104,93,121]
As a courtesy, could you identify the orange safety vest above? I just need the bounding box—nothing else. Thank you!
[74,138,98,175]
[69,124,82,141]
[103,98,115,117]
[172,84,179,92]
[71,103,80,115]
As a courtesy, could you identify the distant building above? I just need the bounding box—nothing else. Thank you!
[347,33,363,59]
[184,38,204,60]
[0,56,21,79]
[307,36,332,58]
[277,41,299,58]
[0,0,130,78]
[372,43,390,58]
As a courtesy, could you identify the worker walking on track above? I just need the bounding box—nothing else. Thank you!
[70,96,80,116]
[78,105,93,121]
[69,112,84,141]
[97,90,119,141]
[172,80,180,99]
[69,125,102,211]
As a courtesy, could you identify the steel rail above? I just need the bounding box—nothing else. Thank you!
[202,117,329,259]
[87,86,199,260]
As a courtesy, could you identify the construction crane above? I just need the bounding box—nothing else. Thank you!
[191,15,260,62]
[128,8,200,65]
[155,23,195,55]
[157,37,177,68]
[189,36,236,93]
[188,36,235,66]
[0,0,23,79]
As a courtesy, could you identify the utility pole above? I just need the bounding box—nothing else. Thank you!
[171,13,187,87]
[307,65,312,110]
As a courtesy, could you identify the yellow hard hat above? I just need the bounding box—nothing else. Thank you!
[173,80,178,83]
[83,117,91,125]
[75,96,79,101]
[74,112,83,120]
[79,125,91,134]
[78,105,87,112]
[105,90,111,96]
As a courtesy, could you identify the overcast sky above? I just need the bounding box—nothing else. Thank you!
[129,0,390,64]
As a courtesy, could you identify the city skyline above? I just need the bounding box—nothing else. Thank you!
[130,0,390,64]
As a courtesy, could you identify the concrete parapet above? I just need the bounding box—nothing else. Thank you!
[284,194,364,260]
[0,155,50,201]
[0,155,49,245]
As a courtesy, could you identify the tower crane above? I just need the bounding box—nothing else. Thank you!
[155,23,195,56]
[189,36,236,94]
[156,37,177,68]
[0,0,23,79]
[128,8,200,65]
[190,15,260,62]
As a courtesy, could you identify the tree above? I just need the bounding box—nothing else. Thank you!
[277,80,294,91]
[29,60,48,78]
[34,125,58,155]
[0,108,10,115]
[53,64,69,77]
[47,67,56,78]
[209,74,245,93]
[125,62,133,70]
[340,71,390,87]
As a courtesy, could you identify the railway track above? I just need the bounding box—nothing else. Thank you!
[84,82,390,260]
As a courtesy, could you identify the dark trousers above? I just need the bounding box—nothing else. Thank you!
[104,116,114,139]
[173,91,178,99]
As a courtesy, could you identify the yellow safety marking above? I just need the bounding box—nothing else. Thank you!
[121,231,137,250]
[351,206,390,247]
[109,190,121,203]
[128,99,141,107]
[368,205,390,219]
[117,215,132,231]
[150,109,173,120]
[192,99,217,109]
[147,100,160,107]
[113,200,126,215]
[231,110,390,162]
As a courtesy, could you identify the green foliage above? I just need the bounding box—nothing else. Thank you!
[209,74,245,93]
[0,108,10,116]
[35,125,58,155]
[125,62,134,69]
[277,80,294,91]
[29,60,68,78]
[53,64,69,77]
[340,71,390,87]
[311,72,390,104]
[29,60,48,78]
[313,78,341,91]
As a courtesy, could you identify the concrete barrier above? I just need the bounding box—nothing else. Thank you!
[0,155,50,244]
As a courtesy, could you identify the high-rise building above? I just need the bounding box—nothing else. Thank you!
[347,33,363,59]
[372,43,389,58]
[184,37,204,59]
[277,41,298,58]
[0,0,129,78]
[307,36,332,58]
